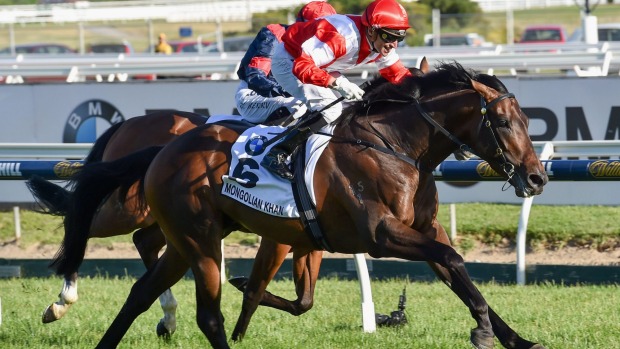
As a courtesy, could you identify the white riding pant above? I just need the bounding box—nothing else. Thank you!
[234,80,306,124]
[271,43,342,123]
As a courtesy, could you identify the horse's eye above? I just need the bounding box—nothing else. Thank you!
[497,119,510,128]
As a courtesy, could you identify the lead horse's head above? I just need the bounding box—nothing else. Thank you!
[402,62,548,198]
[340,62,548,198]
[466,78,548,197]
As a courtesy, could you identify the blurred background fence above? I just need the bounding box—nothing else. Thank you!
[0,1,619,54]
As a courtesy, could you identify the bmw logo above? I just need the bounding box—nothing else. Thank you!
[63,99,125,143]
[245,135,268,156]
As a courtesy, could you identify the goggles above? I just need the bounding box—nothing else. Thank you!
[378,28,406,43]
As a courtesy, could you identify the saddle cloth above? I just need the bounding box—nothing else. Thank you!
[209,115,333,218]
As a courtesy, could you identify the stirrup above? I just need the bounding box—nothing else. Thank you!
[262,152,294,180]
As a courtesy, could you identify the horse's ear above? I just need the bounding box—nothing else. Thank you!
[470,79,499,101]
[418,57,429,74]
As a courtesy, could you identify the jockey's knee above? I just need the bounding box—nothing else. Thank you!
[321,103,343,123]
[264,106,292,123]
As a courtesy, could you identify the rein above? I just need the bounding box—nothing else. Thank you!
[323,89,519,186]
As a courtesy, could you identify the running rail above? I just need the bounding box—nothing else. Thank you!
[1,159,619,181]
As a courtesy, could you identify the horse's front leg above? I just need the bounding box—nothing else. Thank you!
[230,240,322,341]
[41,271,78,323]
[96,245,189,349]
[230,240,301,340]
[373,217,494,349]
[425,222,545,349]
[290,248,322,315]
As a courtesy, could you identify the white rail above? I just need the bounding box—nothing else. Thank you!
[1,42,619,83]
[0,1,307,24]
[0,53,244,83]
[0,143,93,159]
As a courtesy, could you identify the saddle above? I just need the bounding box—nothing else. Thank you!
[215,119,333,251]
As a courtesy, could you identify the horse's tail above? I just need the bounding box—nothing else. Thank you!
[84,121,124,164]
[49,146,164,276]
[26,176,71,216]
[26,123,126,217]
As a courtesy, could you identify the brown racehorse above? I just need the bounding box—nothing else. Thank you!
[57,62,548,349]
[28,111,207,332]
[29,111,323,336]
[29,62,434,337]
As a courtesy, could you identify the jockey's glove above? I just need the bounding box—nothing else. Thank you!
[289,101,308,120]
[331,76,365,101]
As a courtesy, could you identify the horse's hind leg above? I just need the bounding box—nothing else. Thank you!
[96,245,189,349]
[42,195,130,324]
[41,272,78,323]
[425,222,544,349]
[132,224,178,337]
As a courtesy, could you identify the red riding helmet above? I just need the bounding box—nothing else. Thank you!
[362,0,410,38]
[296,1,337,22]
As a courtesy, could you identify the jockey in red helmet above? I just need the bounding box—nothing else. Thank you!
[234,1,336,124]
[261,0,413,180]
[362,0,410,55]
[297,0,337,22]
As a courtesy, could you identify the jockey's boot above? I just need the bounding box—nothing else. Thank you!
[261,114,328,181]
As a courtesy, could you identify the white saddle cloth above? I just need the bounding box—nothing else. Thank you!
[212,118,333,218]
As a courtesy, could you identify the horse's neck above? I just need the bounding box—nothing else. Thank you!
[337,107,436,166]
[338,90,480,169]
[418,90,481,164]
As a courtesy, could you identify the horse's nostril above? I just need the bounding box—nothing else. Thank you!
[529,173,546,187]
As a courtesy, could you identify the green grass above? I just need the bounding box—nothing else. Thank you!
[0,277,617,348]
[1,203,618,251]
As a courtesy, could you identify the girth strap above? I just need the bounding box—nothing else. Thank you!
[290,148,334,252]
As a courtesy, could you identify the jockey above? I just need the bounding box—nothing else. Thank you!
[262,0,413,180]
[235,1,336,124]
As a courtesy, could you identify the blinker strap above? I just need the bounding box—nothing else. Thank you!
[481,92,515,114]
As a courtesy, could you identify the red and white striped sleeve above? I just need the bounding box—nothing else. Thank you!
[283,16,349,87]
[375,51,413,84]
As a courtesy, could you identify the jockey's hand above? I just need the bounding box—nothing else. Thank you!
[331,76,365,101]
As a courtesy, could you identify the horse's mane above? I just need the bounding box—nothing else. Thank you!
[338,61,508,126]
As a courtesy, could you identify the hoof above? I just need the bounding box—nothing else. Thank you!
[228,276,249,292]
[529,345,546,349]
[156,319,172,339]
[471,328,494,349]
[42,305,60,323]
[231,332,244,343]
[41,302,70,323]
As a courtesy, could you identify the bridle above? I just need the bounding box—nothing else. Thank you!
[328,88,526,192]
[477,93,517,186]
[413,91,522,190]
